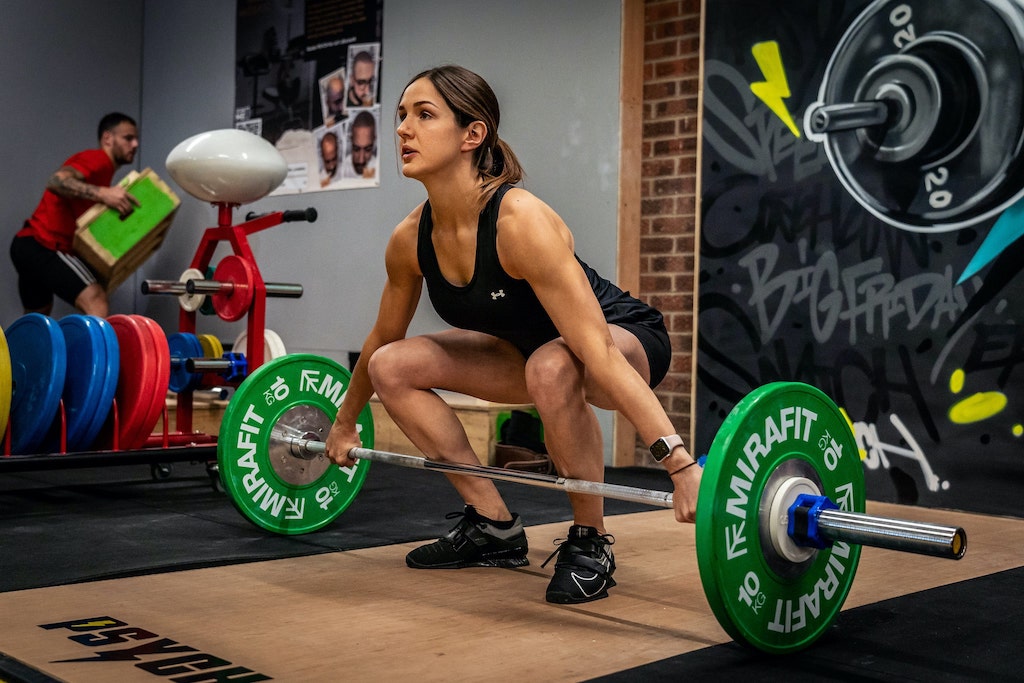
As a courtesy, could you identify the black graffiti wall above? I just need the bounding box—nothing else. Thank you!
[697,0,1024,517]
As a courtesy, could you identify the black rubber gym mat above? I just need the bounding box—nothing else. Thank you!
[592,565,1024,682]
[0,461,667,592]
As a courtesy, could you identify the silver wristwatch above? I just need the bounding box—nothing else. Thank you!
[649,434,684,462]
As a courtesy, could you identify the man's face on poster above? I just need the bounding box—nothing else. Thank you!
[350,124,375,175]
[321,134,338,177]
[326,77,345,115]
[349,59,374,105]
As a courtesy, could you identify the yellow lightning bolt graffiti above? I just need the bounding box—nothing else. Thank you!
[749,41,801,138]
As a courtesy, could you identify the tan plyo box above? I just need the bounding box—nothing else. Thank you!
[370,392,535,465]
[73,167,181,292]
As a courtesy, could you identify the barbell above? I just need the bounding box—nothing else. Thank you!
[141,278,303,299]
[142,255,303,323]
[216,353,967,654]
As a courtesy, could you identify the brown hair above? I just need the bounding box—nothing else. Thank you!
[402,65,525,199]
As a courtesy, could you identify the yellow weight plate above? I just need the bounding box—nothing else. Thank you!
[197,333,224,359]
[0,325,10,443]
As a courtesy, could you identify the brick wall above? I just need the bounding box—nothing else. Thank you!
[635,0,702,459]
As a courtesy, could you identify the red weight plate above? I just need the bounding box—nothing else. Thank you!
[119,316,158,450]
[212,255,256,322]
[131,315,171,447]
[97,315,154,450]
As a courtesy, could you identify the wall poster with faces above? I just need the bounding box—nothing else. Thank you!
[696,0,1024,517]
[234,0,382,193]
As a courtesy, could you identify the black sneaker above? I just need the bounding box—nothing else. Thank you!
[405,506,529,569]
[542,525,616,604]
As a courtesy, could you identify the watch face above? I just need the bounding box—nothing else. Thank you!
[651,439,670,461]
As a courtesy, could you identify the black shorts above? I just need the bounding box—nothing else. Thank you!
[9,234,97,310]
[618,318,672,388]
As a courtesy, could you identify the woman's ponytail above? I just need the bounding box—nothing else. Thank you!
[479,137,524,199]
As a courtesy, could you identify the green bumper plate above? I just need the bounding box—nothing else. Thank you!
[218,354,373,534]
[696,382,865,654]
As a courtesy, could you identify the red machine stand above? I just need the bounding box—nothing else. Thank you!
[171,202,315,435]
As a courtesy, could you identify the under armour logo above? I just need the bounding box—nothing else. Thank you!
[491,290,505,300]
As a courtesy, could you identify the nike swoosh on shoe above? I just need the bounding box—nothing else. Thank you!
[571,571,607,598]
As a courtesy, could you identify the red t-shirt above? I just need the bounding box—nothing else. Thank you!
[18,148,115,252]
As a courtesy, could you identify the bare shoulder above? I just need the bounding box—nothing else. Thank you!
[385,202,425,275]
[495,189,575,277]
[392,202,424,241]
[499,187,554,219]
[499,188,572,243]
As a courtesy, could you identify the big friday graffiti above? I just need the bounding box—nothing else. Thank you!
[697,0,1024,516]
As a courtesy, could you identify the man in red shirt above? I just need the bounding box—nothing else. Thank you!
[9,112,140,317]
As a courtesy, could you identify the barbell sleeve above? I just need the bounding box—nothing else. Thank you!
[788,494,965,560]
[282,207,318,223]
[141,279,189,295]
[808,101,891,134]
[186,358,232,373]
[283,437,966,560]
[245,207,318,222]
[185,279,304,298]
[184,355,247,383]
[815,508,966,560]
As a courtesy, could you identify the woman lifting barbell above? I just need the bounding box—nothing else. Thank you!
[324,64,701,604]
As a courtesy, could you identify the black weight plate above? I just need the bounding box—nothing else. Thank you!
[812,0,1024,230]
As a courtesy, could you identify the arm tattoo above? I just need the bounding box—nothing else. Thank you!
[46,167,101,201]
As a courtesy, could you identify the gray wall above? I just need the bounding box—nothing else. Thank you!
[3,0,624,457]
[134,0,623,362]
[0,0,144,321]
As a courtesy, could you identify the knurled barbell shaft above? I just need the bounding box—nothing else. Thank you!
[809,101,891,134]
[287,438,674,508]
[185,279,304,298]
[285,437,965,560]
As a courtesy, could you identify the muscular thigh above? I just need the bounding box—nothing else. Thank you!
[569,325,652,410]
[370,329,533,403]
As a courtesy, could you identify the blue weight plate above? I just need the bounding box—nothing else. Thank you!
[5,313,67,454]
[80,317,120,450]
[167,332,203,393]
[38,315,105,452]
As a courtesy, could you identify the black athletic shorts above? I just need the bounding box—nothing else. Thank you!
[617,318,672,389]
[9,234,97,310]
